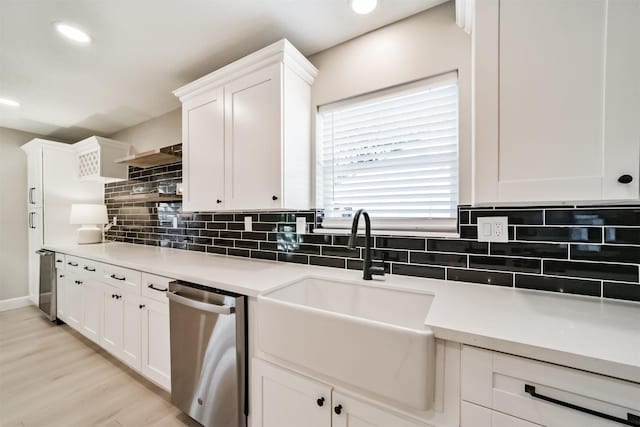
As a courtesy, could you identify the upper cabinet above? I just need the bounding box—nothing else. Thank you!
[174,39,318,212]
[472,0,640,204]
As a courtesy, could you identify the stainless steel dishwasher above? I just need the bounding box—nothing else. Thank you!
[167,281,247,427]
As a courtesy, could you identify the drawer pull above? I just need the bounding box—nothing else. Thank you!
[56,260,62,263]
[524,384,640,426]
[84,266,96,272]
[68,262,78,267]
[110,274,126,281]
[147,284,168,292]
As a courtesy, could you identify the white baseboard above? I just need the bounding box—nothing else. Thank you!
[0,296,34,312]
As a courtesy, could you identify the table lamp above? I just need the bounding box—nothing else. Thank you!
[70,204,108,244]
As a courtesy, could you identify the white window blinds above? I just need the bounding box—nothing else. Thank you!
[317,72,459,232]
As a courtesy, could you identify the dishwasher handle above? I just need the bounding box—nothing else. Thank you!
[167,290,235,315]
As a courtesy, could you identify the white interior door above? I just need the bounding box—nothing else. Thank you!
[224,63,282,210]
[182,88,225,212]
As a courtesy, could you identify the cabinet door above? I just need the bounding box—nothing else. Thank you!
[182,88,225,212]
[81,279,102,343]
[27,209,43,302]
[225,63,283,210]
[102,286,123,354]
[121,294,142,370]
[141,298,170,390]
[56,270,67,320]
[474,0,640,203]
[27,149,42,208]
[251,359,331,427]
[461,402,542,427]
[65,273,83,330]
[332,391,426,427]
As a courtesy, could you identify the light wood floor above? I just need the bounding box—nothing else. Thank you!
[0,306,199,427]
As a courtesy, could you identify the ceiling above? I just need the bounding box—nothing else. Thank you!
[0,0,447,142]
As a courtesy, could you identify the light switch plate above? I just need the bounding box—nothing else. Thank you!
[244,216,253,231]
[477,217,509,242]
[296,217,307,234]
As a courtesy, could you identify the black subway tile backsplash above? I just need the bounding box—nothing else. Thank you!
[515,275,601,297]
[104,153,640,303]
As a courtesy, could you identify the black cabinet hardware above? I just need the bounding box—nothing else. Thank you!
[28,187,35,204]
[216,199,222,204]
[316,397,325,407]
[147,284,168,292]
[272,195,278,201]
[334,404,342,415]
[56,260,62,263]
[68,262,78,267]
[75,280,83,285]
[114,295,122,300]
[84,266,96,272]
[139,304,145,309]
[110,274,126,281]
[111,294,115,299]
[59,274,64,278]
[524,384,640,426]
[618,174,633,184]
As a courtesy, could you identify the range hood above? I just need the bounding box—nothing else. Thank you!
[73,136,132,182]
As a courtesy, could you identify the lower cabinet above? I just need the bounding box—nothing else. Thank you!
[461,346,640,427]
[252,359,427,427]
[56,256,171,391]
[140,298,171,390]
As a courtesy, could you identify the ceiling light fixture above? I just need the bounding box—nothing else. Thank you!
[55,23,92,44]
[351,0,378,14]
[0,97,20,107]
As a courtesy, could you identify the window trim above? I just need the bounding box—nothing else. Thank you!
[315,70,460,233]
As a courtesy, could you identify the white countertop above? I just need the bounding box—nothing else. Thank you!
[45,241,640,383]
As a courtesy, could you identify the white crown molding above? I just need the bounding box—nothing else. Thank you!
[173,38,318,102]
[456,0,474,34]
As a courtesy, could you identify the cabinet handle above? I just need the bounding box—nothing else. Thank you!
[524,384,640,426]
[334,404,342,415]
[316,397,325,407]
[216,199,222,204]
[147,284,168,292]
[272,195,278,201]
[68,262,78,267]
[75,280,83,285]
[115,295,122,300]
[29,187,35,204]
[59,274,64,278]
[139,304,145,309]
[110,274,126,281]
[618,174,633,184]
[56,260,62,263]
[84,266,96,272]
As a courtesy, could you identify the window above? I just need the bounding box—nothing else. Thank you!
[317,72,459,233]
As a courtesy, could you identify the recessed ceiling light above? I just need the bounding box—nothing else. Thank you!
[351,0,378,14]
[55,23,92,44]
[0,97,20,107]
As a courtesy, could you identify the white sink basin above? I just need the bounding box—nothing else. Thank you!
[257,276,435,410]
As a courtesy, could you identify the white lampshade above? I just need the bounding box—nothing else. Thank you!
[70,204,108,225]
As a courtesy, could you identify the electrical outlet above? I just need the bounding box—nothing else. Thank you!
[244,216,253,231]
[296,217,307,234]
[477,217,509,242]
[113,216,117,226]
[172,216,178,229]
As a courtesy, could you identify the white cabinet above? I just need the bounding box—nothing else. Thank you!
[461,346,640,427]
[181,88,225,211]
[27,209,42,303]
[251,359,427,427]
[121,294,142,369]
[461,402,542,427]
[80,279,102,343]
[26,148,42,208]
[473,0,640,203]
[56,270,67,320]
[174,39,318,212]
[141,298,171,389]
[102,286,124,355]
[65,272,83,330]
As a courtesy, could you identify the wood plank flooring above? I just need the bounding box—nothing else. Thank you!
[0,306,199,427]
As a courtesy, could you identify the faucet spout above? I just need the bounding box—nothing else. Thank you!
[348,209,385,280]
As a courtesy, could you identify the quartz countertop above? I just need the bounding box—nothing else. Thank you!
[45,241,640,384]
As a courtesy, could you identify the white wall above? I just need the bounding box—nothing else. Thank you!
[109,108,181,153]
[108,1,471,202]
[307,1,471,203]
[0,127,39,301]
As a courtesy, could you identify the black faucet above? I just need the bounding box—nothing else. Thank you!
[348,209,385,280]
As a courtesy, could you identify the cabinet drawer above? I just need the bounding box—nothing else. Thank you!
[461,346,640,426]
[79,258,101,278]
[102,264,141,295]
[65,255,83,272]
[141,273,171,303]
[55,253,66,269]
[461,401,542,427]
